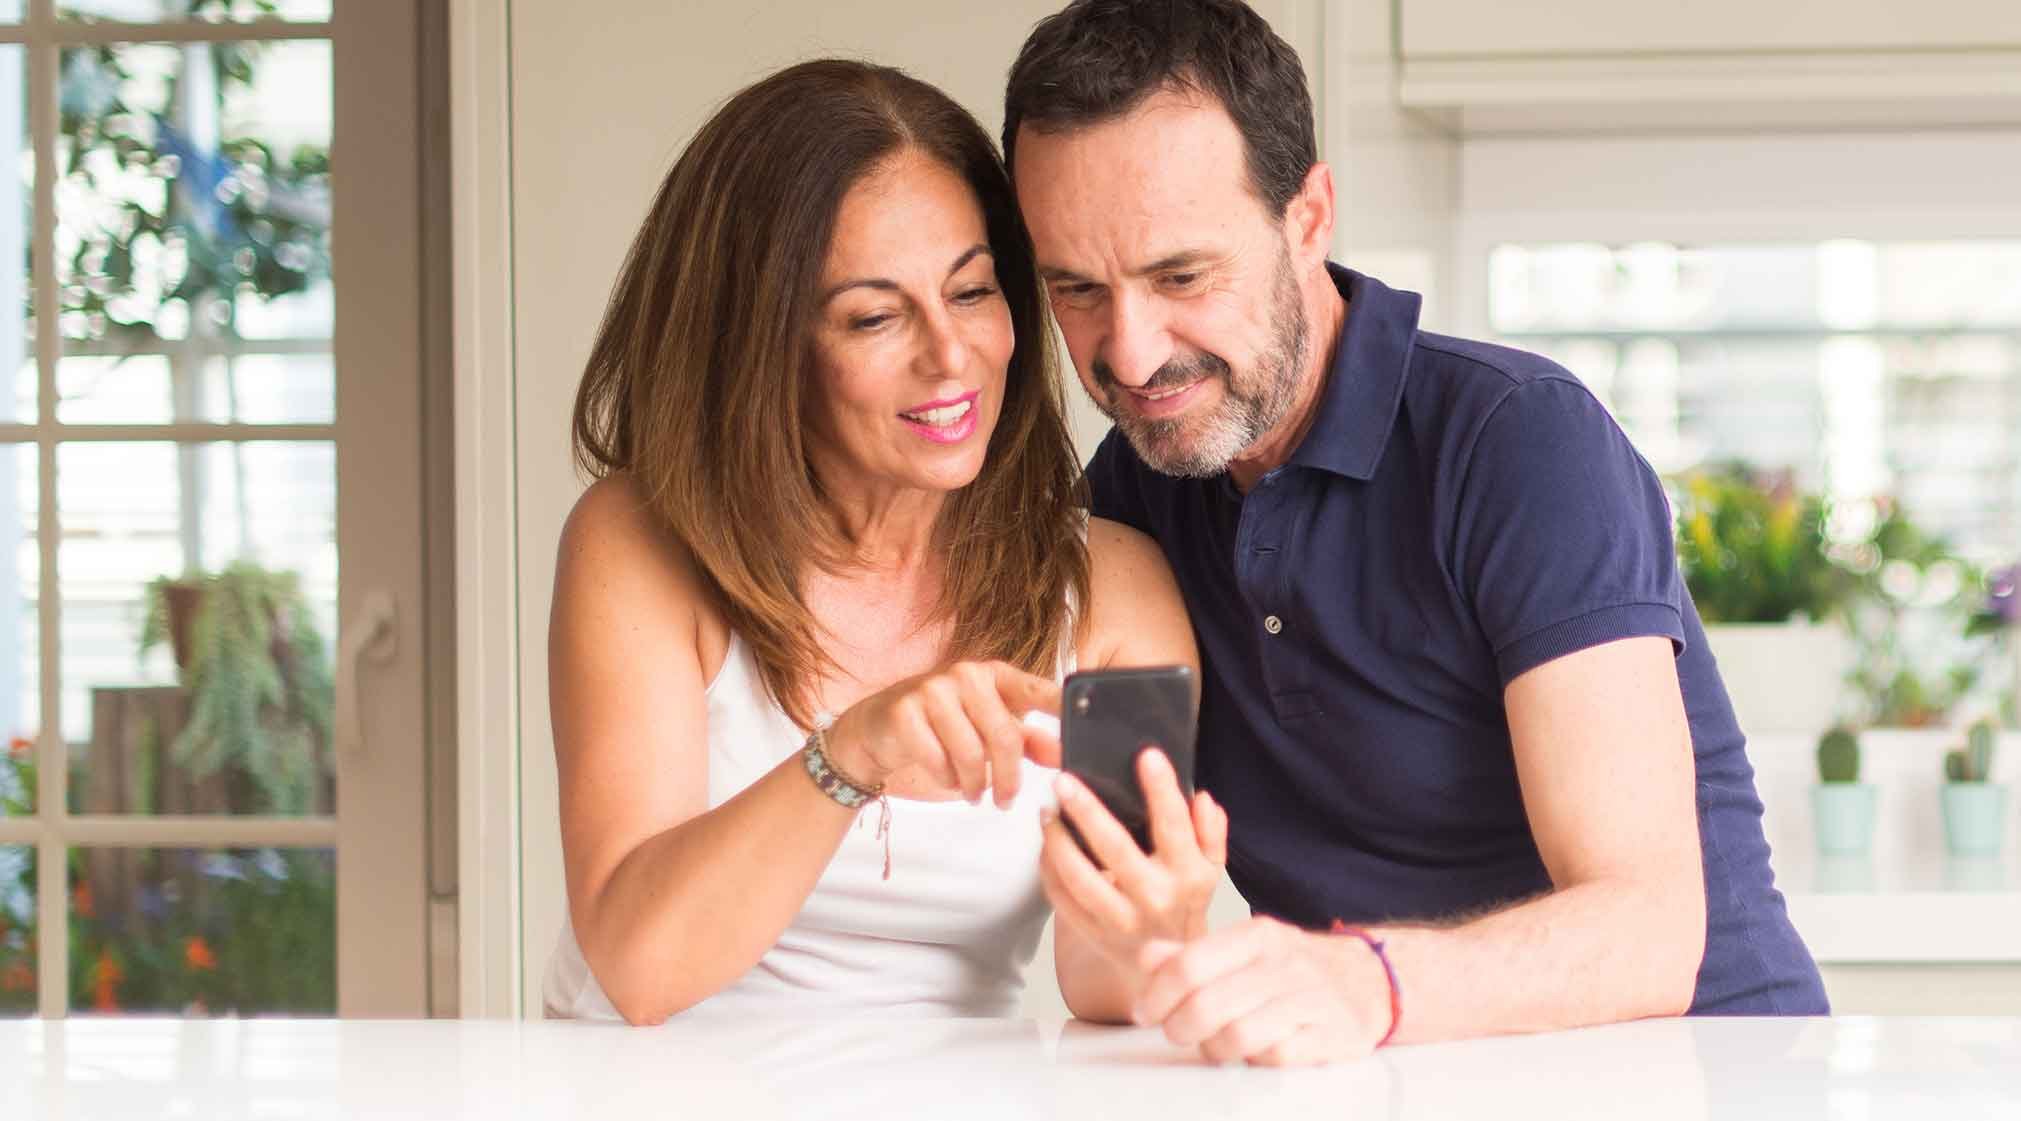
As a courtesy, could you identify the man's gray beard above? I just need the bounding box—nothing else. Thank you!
[1102,254,1309,479]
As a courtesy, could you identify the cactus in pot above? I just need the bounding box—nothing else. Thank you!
[1811,724,1876,857]
[1943,720,1996,783]
[1941,718,2007,857]
[1818,726,1861,784]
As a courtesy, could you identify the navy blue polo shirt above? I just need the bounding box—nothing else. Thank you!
[1087,265,1827,1015]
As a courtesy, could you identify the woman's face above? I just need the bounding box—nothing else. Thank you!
[806,149,1013,498]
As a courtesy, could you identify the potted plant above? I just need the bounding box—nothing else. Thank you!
[1965,562,2018,728]
[1940,719,2007,857]
[1673,463,1856,733]
[139,561,334,816]
[1810,725,1876,857]
[1843,501,1988,729]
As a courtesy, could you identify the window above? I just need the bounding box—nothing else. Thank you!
[1,0,341,1018]
[1485,239,2021,568]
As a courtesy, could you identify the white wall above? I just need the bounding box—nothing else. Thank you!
[501,0,1446,1018]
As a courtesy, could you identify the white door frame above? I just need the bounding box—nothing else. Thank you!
[332,0,433,1019]
[449,0,521,1020]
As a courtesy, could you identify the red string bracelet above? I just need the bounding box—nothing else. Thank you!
[1331,919,1401,1047]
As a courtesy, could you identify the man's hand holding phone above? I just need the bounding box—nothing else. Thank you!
[1039,745,1228,982]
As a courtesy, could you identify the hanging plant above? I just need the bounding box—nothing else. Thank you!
[139,561,333,814]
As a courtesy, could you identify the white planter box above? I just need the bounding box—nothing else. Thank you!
[1704,621,1852,736]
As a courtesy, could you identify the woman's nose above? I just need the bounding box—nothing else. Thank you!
[918,307,971,379]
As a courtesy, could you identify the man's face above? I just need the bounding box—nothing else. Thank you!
[1014,87,1306,478]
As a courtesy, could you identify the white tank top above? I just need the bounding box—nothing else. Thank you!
[542,632,1065,1020]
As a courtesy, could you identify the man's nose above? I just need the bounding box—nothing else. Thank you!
[1099,290,1169,388]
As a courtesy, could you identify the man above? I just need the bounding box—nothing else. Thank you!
[1008,0,1828,1066]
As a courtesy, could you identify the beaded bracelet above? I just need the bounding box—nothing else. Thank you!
[801,725,894,879]
[1331,920,1402,1047]
[801,725,883,808]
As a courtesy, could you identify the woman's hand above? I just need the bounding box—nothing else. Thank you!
[823,660,1062,807]
[1040,748,1228,980]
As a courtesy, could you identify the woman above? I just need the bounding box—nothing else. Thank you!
[543,59,1221,1024]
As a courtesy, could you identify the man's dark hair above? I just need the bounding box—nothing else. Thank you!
[1003,0,1316,217]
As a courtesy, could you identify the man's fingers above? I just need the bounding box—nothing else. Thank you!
[1197,991,1311,1065]
[1158,959,1286,1047]
[1139,939,1183,976]
[1139,748,1199,861]
[1247,1024,1351,1068]
[1135,918,1277,1025]
[1194,789,1229,867]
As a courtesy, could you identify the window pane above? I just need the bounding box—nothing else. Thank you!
[0,446,37,814]
[3,44,28,423]
[69,846,333,1015]
[0,1,17,24]
[59,0,330,22]
[56,40,332,421]
[1487,240,2021,564]
[0,845,32,1014]
[61,441,334,816]
[59,351,332,424]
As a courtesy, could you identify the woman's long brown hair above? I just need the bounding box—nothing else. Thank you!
[572,59,1089,729]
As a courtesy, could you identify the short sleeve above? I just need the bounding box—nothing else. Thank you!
[1449,377,1685,686]
[1084,428,1151,534]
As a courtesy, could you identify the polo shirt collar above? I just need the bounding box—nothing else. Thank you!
[1286,264,1420,481]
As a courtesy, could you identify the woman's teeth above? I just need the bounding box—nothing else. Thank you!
[901,400,973,426]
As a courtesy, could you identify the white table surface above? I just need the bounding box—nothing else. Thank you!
[3,1015,2018,1120]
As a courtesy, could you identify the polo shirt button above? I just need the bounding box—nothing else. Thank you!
[1263,614,1283,634]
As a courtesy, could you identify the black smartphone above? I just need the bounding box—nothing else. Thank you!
[1060,665,1199,861]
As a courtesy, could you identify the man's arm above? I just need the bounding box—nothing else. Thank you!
[1134,634,1705,1064]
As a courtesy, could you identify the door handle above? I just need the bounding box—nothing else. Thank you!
[337,590,399,756]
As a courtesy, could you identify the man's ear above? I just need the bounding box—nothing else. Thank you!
[1282,162,1336,272]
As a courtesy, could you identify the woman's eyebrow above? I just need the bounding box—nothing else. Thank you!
[822,243,994,303]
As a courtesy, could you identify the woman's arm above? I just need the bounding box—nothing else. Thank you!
[1050,517,1213,1022]
[550,477,858,1024]
[554,478,1062,1025]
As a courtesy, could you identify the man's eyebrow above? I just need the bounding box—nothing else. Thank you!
[1037,250,1220,286]
[823,243,993,303]
[1140,250,1216,274]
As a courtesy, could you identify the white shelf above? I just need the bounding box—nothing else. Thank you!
[1782,856,2021,964]
[1751,730,2021,964]
[1398,50,2021,134]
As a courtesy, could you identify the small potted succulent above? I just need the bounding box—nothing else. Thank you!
[1940,719,2007,857]
[1810,725,1876,857]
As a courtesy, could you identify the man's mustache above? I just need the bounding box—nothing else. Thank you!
[1093,352,1232,397]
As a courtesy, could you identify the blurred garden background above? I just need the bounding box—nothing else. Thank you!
[0,0,336,1015]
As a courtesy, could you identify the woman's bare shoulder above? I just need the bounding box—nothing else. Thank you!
[555,474,717,637]
[1085,515,1167,579]
[1080,516,1195,671]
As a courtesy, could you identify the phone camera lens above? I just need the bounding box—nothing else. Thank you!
[1074,695,1091,714]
